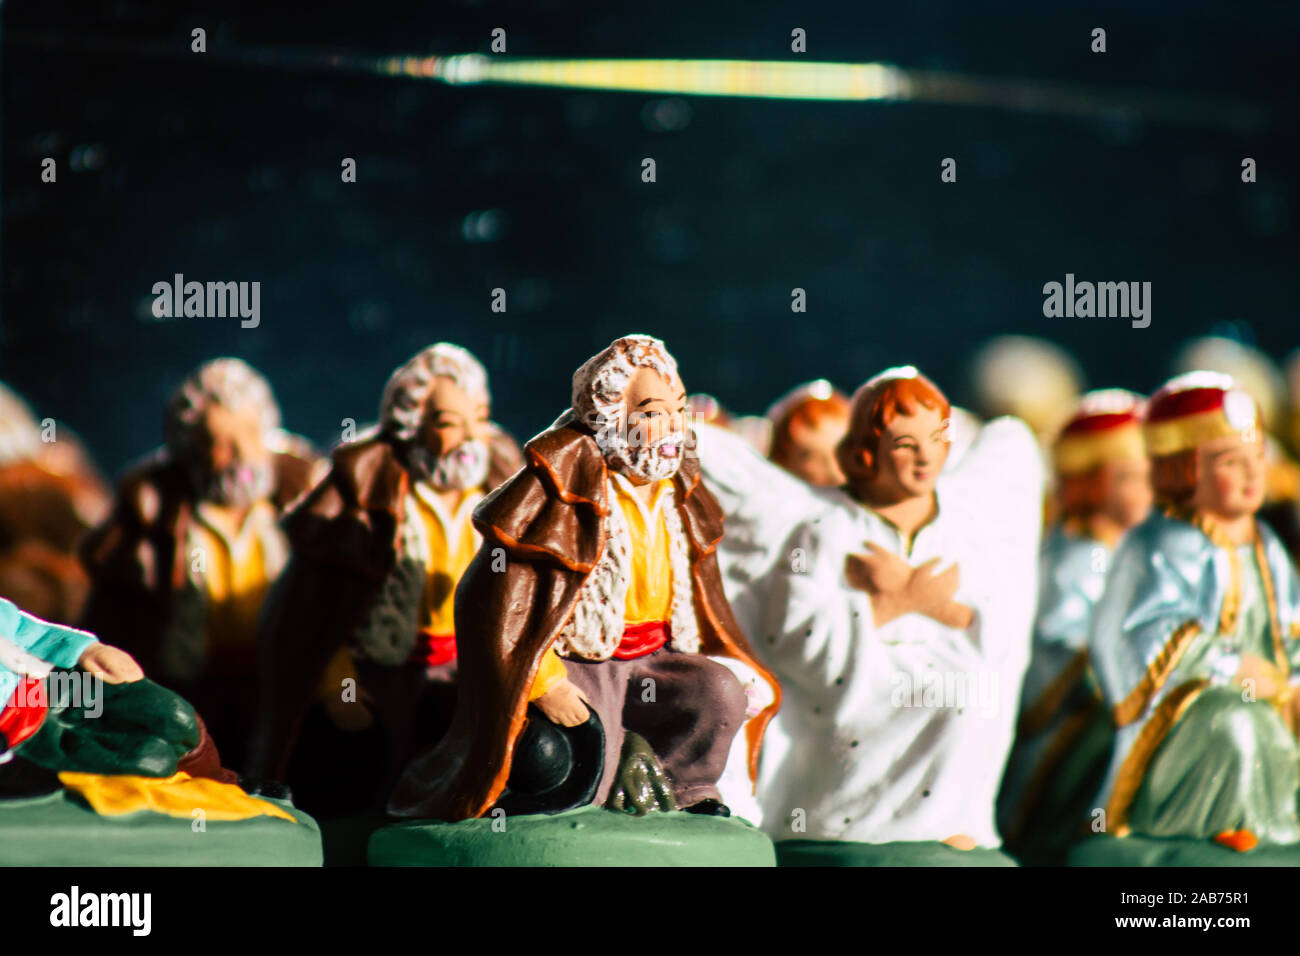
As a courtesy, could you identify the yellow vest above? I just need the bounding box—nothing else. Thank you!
[412,484,482,635]
[612,474,674,625]
[189,501,275,666]
[527,475,676,702]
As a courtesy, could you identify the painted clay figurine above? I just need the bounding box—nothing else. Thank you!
[765,380,850,488]
[79,358,317,770]
[387,334,780,823]
[249,343,521,810]
[699,366,1042,860]
[998,389,1150,855]
[970,336,1083,445]
[0,596,316,865]
[0,595,229,793]
[1174,336,1300,512]
[0,382,110,625]
[1089,371,1300,849]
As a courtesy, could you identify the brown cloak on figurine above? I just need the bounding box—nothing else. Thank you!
[387,410,780,822]
[248,427,521,784]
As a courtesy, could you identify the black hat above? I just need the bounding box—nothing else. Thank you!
[0,754,62,800]
[494,704,604,816]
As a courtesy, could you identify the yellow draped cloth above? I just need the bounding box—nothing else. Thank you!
[58,771,298,823]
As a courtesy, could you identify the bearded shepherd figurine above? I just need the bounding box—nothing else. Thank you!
[80,358,318,771]
[387,334,780,826]
[248,344,522,810]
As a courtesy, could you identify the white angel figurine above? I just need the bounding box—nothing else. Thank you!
[696,366,1042,856]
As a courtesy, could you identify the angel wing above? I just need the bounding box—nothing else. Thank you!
[692,422,842,634]
[938,414,1045,561]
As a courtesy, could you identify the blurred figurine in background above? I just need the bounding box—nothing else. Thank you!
[1173,337,1286,445]
[0,383,110,625]
[998,389,1150,858]
[79,358,317,771]
[1173,335,1300,507]
[1262,348,1300,565]
[687,393,772,457]
[1090,372,1300,851]
[765,380,850,488]
[1284,349,1300,462]
[970,336,1084,445]
[250,344,521,813]
[388,334,779,823]
[729,415,774,457]
[685,393,730,430]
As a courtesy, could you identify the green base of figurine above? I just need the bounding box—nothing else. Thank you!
[368,805,776,866]
[0,789,322,866]
[1068,834,1300,867]
[776,839,1019,867]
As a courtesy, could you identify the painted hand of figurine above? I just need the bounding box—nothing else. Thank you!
[1234,653,1284,702]
[847,542,915,594]
[845,546,920,627]
[534,678,591,728]
[910,561,975,630]
[846,546,973,629]
[77,643,144,684]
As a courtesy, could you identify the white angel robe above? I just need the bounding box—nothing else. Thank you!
[695,415,1043,846]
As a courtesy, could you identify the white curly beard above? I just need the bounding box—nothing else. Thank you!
[195,459,275,508]
[406,438,490,491]
[604,431,686,483]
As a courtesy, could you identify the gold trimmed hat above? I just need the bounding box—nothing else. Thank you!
[1053,389,1146,475]
[1144,371,1260,458]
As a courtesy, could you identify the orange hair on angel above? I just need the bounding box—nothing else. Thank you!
[770,391,850,469]
[838,371,951,479]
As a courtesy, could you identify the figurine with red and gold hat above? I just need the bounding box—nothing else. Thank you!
[998,389,1151,858]
[1085,371,1300,857]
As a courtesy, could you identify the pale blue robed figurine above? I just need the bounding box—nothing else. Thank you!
[0,596,102,712]
[1089,371,1300,850]
[0,595,212,781]
[999,390,1151,852]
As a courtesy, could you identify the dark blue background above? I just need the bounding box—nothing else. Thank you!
[3,0,1297,474]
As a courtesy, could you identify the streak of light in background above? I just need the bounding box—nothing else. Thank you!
[8,32,1275,131]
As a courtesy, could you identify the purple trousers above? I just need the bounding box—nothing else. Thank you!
[562,648,748,808]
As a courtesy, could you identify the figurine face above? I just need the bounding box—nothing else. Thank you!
[194,403,274,507]
[610,367,687,483]
[1193,431,1266,520]
[777,415,848,487]
[868,405,949,501]
[1099,457,1153,529]
[411,377,491,490]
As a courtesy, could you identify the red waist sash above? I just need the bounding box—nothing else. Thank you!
[411,630,458,668]
[0,677,48,751]
[613,621,670,661]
